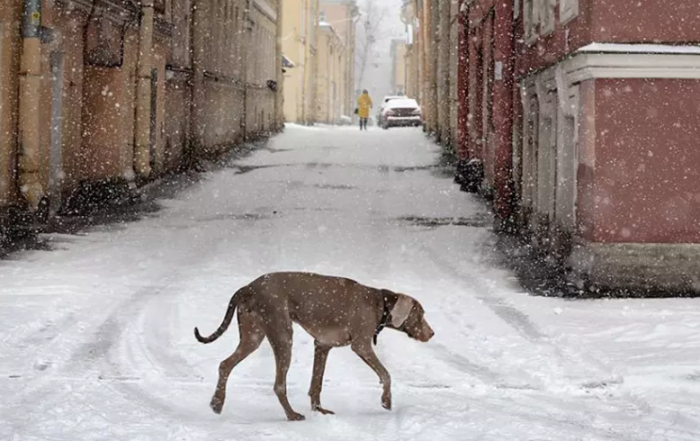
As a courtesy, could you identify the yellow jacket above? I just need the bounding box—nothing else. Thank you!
[357,93,373,118]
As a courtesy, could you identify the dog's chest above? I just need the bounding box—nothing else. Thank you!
[296,321,352,347]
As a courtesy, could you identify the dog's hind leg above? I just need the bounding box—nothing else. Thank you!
[266,315,306,421]
[210,310,264,414]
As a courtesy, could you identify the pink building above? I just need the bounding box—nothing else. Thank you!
[457,0,700,291]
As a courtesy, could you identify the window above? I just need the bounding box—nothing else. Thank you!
[541,0,555,36]
[523,0,536,44]
[560,0,579,24]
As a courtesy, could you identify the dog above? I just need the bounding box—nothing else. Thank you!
[194,271,435,421]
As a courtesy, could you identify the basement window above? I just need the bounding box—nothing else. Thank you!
[154,0,166,15]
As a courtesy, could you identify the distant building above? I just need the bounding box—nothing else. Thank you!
[390,39,408,96]
[282,0,321,125]
[317,22,344,124]
[319,0,360,119]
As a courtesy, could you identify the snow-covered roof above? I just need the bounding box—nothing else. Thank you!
[577,43,700,55]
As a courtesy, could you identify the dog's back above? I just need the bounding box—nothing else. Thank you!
[248,272,381,342]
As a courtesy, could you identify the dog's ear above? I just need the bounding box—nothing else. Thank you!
[390,295,414,328]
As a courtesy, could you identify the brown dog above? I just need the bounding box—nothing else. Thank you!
[194,271,435,421]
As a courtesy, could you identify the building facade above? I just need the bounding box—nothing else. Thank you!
[400,0,421,101]
[317,22,344,124]
[441,0,700,291]
[402,0,458,147]
[0,0,282,240]
[390,39,407,95]
[320,0,359,119]
[282,0,321,125]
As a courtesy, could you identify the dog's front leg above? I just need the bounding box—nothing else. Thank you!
[351,341,392,410]
[309,342,334,415]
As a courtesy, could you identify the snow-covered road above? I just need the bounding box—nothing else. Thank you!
[2,125,700,441]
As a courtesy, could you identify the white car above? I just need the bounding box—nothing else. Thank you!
[381,98,422,129]
[377,95,406,125]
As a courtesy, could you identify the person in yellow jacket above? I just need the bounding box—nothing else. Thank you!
[356,89,373,131]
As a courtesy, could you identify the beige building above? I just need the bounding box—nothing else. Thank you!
[319,0,359,118]
[316,22,343,124]
[246,0,283,137]
[400,0,458,146]
[0,0,282,238]
[391,39,408,95]
[400,0,422,101]
[282,0,321,125]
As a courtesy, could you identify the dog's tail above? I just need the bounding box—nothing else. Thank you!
[194,288,247,344]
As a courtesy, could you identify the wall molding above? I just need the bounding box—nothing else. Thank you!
[253,0,278,22]
[524,51,700,86]
[567,53,700,82]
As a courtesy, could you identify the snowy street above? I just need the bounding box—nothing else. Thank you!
[2,125,700,441]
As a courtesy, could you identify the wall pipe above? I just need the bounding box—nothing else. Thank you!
[134,0,155,178]
[18,0,45,211]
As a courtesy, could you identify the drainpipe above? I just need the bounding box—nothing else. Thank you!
[493,0,516,230]
[134,0,154,179]
[455,0,469,185]
[18,0,45,211]
[275,0,284,131]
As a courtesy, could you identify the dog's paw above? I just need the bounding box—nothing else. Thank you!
[287,411,306,421]
[381,393,392,411]
[312,405,335,415]
[210,398,224,414]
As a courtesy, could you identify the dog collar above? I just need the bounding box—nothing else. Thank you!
[373,296,391,345]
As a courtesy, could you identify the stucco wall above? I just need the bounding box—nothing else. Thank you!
[2,0,281,220]
[0,3,21,206]
[163,74,191,173]
[48,8,89,193]
[517,0,700,77]
[592,78,700,244]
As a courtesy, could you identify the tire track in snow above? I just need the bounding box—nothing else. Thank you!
[416,242,687,436]
[422,243,619,383]
[2,227,217,423]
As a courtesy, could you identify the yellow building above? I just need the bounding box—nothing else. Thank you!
[319,0,359,118]
[282,0,321,124]
[316,22,344,124]
[391,39,408,96]
[401,0,422,101]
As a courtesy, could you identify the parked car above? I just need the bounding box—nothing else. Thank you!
[376,95,406,126]
[380,98,422,129]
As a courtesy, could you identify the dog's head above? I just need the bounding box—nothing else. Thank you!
[387,292,435,342]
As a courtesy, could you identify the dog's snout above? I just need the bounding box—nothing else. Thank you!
[420,322,435,342]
